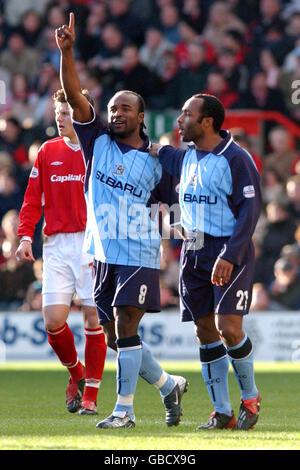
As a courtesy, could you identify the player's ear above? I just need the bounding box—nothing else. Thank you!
[138,112,144,125]
[205,117,213,128]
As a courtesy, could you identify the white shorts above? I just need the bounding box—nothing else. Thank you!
[42,232,94,307]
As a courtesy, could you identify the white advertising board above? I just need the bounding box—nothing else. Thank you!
[0,311,300,362]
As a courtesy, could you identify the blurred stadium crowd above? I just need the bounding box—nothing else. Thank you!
[0,0,300,312]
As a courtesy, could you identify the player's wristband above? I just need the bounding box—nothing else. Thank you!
[20,236,32,244]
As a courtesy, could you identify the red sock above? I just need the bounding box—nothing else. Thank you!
[47,323,84,383]
[83,326,107,403]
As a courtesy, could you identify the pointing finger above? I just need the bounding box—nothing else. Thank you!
[69,12,74,31]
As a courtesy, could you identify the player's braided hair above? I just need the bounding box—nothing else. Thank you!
[52,88,95,108]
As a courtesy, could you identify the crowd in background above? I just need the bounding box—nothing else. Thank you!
[0,0,300,312]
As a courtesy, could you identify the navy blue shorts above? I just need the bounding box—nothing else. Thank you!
[93,261,161,324]
[179,235,255,322]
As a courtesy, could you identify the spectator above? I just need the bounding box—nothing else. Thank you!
[285,11,300,44]
[204,68,240,109]
[269,257,300,310]
[5,72,39,126]
[264,126,298,179]
[158,4,181,45]
[19,9,43,47]
[0,30,40,83]
[251,0,285,49]
[0,151,14,172]
[20,257,43,312]
[113,43,162,104]
[286,174,300,222]
[3,0,48,27]
[261,167,285,204]
[40,27,62,71]
[159,41,210,109]
[0,167,24,222]
[217,47,249,94]
[181,0,207,34]
[280,244,300,274]
[0,209,35,310]
[174,21,216,68]
[139,25,174,77]
[259,48,282,88]
[258,200,297,284]
[0,116,29,172]
[76,2,108,62]
[250,282,282,311]
[231,128,264,174]
[221,29,248,65]
[202,1,246,51]
[90,23,125,79]
[107,0,146,46]
[237,71,289,116]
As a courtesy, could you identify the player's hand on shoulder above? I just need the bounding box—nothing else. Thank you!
[55,12,75,51]
[148,142,162,158]
[211,257,234,286]
[15,241,35,263]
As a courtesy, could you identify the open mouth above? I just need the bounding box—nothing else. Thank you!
[113,121,126,126]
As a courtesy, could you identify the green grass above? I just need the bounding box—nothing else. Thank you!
[0,361,299,450]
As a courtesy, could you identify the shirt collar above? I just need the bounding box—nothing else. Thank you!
[187,129,233,156]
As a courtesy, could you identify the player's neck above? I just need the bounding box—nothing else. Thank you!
[64,133,78,145]
[116,134,144,149]
[194,133,223,152]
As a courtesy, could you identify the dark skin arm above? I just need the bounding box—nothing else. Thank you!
[55,12,92,123]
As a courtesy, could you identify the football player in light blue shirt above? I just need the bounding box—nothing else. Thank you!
[150,93,262,431]
[56,13,187,429]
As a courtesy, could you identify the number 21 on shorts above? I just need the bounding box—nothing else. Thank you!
[139,284,148,304]
[236,289,248,310]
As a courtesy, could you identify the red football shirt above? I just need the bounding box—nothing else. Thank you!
[18,137,87,239]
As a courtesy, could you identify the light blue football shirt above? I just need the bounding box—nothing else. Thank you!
[73,107,162,269]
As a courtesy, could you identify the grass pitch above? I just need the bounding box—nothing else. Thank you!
[0,361,299,451]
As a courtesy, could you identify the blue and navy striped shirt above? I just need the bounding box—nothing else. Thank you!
[73,107,168,269]
[157,130,262,265]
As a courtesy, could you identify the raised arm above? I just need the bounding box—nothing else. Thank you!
[55,12,92,123]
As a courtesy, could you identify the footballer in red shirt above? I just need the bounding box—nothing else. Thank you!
[15,89,107,415]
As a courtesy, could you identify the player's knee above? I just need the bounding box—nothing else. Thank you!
[114,306,143,338]
[44,318,65,332]
[82,305,99,329]
[217,324,240,345]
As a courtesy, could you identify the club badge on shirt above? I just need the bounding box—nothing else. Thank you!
[113,164,125,176]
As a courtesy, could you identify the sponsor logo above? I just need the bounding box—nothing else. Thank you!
[183,193,217,204]
[51,161,63,166]
[50,174,85,183]
[113,163,125,176]
[30,167,39,178]
[96,170,142,198]
[243,185,255,198]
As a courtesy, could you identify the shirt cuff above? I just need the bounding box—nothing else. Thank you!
[20,236,32,243]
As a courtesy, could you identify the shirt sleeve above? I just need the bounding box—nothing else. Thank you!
[72,104,107,165]
[17,147,44,240]
[157,145,186,179]
[220,152,262,266]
